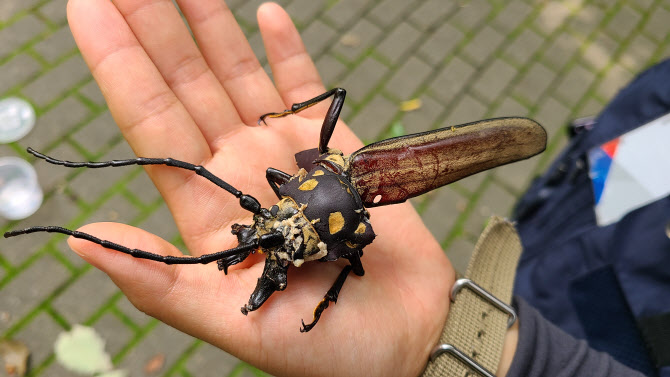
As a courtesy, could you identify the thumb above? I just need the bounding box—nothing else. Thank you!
[66,222,222,321]
[67,222,271,356]
[68,221,182,286]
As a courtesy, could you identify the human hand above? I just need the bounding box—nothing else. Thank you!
[65,0,453,376]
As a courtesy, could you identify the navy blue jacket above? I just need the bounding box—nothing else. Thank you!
[513,59,670,377]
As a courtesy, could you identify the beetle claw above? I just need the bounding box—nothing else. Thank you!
[300,319,315,333]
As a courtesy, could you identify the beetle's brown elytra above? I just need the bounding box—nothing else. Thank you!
[4,88,546,332]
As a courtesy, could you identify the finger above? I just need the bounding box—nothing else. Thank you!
[67,222,255,339]
[258,3,326,111]
[68,222,186,274]
[113,0,244,149]
[67,222,195,318]
[67,0,211,172]
[256,2,363,155]
[176,0,285,124]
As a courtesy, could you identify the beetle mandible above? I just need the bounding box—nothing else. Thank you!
[4,88,547,332]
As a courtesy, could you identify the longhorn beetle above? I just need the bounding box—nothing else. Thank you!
[4,88,547,332]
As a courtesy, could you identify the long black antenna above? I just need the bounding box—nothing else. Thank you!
[27,148,262,214]
[5,226,251,264]
[4,226,283,273]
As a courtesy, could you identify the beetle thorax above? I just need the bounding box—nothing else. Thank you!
[266,197,326,267]
[276,164,376,262]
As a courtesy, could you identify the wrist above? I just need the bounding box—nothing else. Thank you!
[496,320,519,376]
[422,217,522,377]
[413,273,455,377]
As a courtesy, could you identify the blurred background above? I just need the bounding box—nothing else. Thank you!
[0,0,668,375]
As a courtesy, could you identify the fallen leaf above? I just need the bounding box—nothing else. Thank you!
[339,33,361,47]
[106,210,119,221]
[456,200,468,212]
[399,98,422,112]
[0,339,30,377]
[143,353,165,374]
[54,325,112,375]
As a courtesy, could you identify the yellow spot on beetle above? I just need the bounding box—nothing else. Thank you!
[355,222,366,234]
[299,179,319,191]
[329,212,345,234]
[312,170,325,176]
[345,241,360,249]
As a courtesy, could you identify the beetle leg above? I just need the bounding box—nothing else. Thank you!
[317,88,345,154]
[300,264,353,333]
[346,252,365,276]
[26,148,263,214]
[266,167,292,199]
[257,88,346,154]
[241,257,289,315]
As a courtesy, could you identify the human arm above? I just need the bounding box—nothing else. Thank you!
[506,298,646,377]
[65,1,648,376]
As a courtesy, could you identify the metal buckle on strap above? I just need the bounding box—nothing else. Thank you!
[451,278,517,329]
[429,278,518,377]
[429,344,495,377]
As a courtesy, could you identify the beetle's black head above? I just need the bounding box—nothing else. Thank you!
[264,198,327,267]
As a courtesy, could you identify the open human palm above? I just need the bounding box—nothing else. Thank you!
[64,0,453,376]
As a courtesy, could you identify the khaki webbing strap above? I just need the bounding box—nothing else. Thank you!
[423,216,522,376]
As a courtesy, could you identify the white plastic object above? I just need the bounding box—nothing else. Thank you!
[0,157,43,220]
[0,97,36,143]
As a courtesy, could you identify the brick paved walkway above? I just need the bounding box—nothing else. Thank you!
[1,0,669,375]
